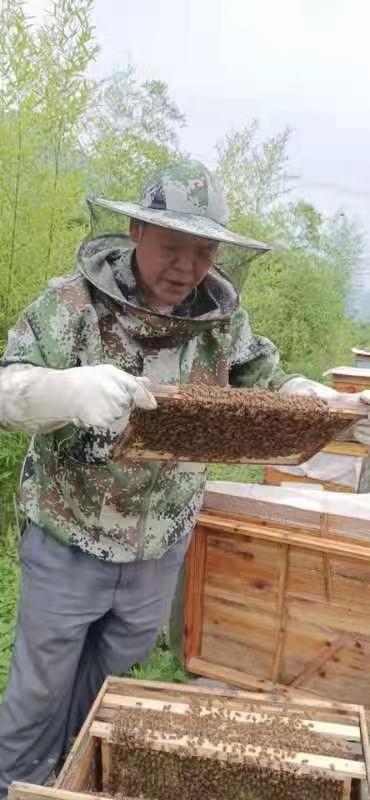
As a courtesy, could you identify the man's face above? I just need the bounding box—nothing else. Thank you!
[130,222,219,308]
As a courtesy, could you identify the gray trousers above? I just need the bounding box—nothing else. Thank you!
[0,523,187,799]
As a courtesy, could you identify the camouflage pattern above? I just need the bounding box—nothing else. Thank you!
[88,161,271,251]
[1,235,294,563]
[142,161,229,223]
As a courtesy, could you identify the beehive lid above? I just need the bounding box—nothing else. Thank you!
[204,481,370,522]
[325,365,370,378]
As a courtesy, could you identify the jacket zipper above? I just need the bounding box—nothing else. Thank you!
[136,463,162,560]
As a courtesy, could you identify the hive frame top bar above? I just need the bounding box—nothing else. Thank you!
[152,385,368,419]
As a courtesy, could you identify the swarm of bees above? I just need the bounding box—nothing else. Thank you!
[109,700,348,800]
[112,385,354,463]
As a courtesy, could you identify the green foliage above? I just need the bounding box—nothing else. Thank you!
[207,464,263,484]
[0,433,28,534]
[86,65,185,201]
[244,249,354,380]
[129,647,188,684]
[217,125,365,381]
[0,0,96,338]
[216,121,290,218]
[352,323,370,352]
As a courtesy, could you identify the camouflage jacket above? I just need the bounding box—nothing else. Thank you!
[1,235,294,562]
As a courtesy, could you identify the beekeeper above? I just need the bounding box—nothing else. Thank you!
[0,159,369,796]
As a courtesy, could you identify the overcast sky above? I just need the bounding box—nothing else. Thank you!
[26,0,370,231]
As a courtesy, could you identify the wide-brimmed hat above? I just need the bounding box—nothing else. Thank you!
[88,160,271,252]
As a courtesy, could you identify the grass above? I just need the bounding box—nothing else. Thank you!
[207,464,263,483]
[130,647,189,683]
[0,531,20,696]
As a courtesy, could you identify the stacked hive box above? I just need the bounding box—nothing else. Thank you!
[328,366,370,393]
[352,349,370,369]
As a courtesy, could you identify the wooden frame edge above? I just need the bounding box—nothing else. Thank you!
[183,524,207,663]
[9,784,111,800]
[56,679,109,790]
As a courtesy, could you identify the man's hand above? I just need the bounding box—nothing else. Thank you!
[0,363,156,433]
[280,376,370,448]
[55,364,156,428]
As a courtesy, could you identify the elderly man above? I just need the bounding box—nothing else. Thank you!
[0,159,369,796]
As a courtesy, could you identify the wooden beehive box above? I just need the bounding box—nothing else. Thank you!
[352,350,370,369]
[184,482,370,709]
[263,441,369,494]
[9,678,370,800]
[326,366,370,393]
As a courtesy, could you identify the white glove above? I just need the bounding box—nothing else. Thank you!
[0,363,156,433]
[280,376,338,400]
[281,377,370,448]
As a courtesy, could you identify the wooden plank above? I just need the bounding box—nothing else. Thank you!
[272,544,289,683]
[186,656,366,712]
[323,441,368,457]
[263,466,353,492]
[202,509,370,558]
[105,676,363,715]
[283,618,370,705]
[114,447,314,465]
[326,399,368,419]
[342,778,352,800]
[101,741,111,793]
[359,707,370,789]
[101,693,361,740]
[202,499,370,544]
[56,679,108,790]
[200,590,370,705]
[331,378,370,392]
[320,513,333,602]
[203,544,344,611]
[184,525,207,662]
[105,675,290,703]
[97,696,358,729]
[197,512,370,562]
[187,655,312,699]
[90,720,366,781]
[289,636,349,689]
[9,785,112,800]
